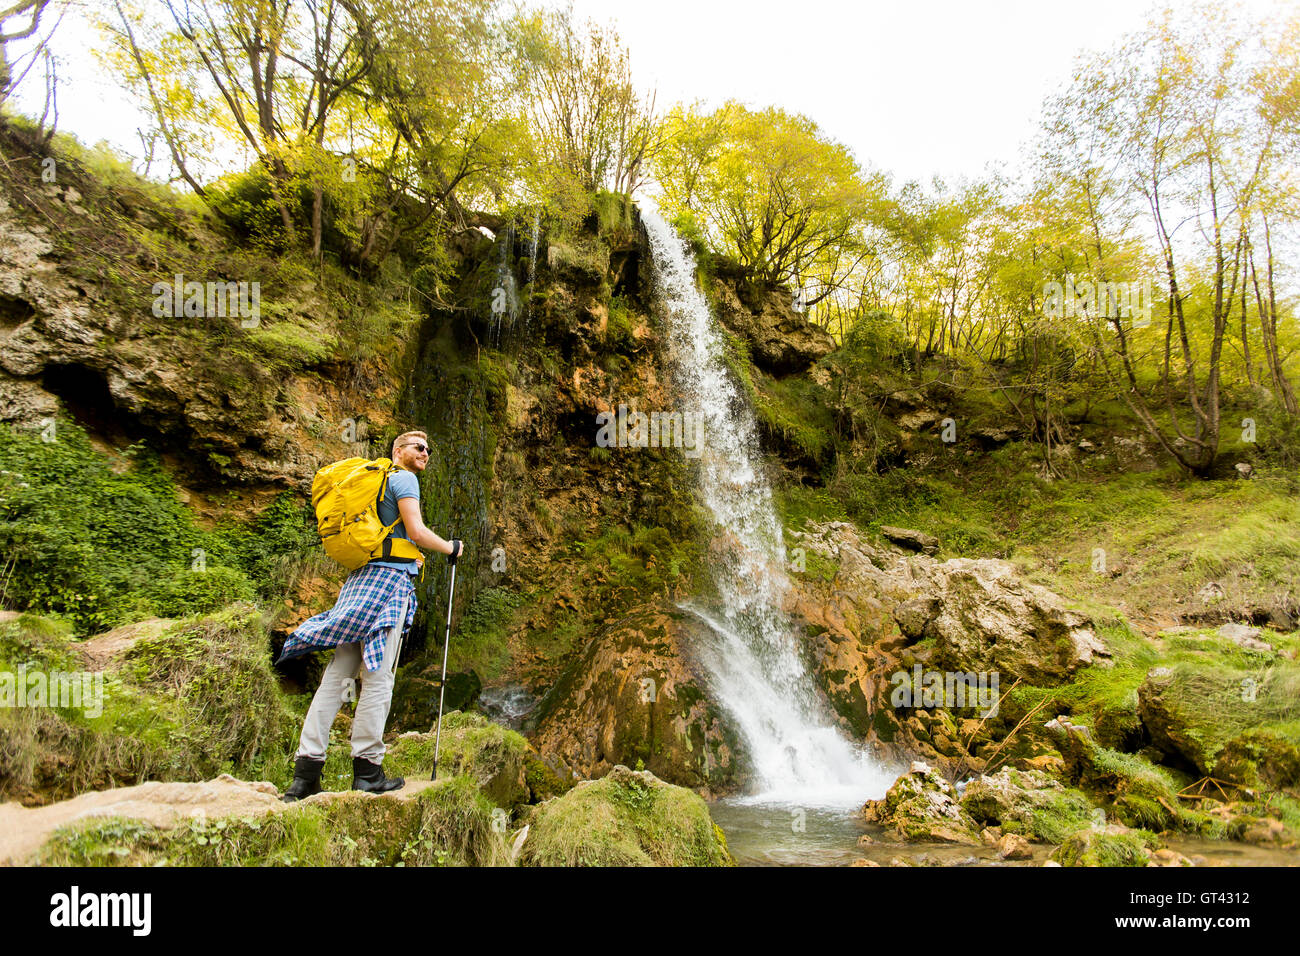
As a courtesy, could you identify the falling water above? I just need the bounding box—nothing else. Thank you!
[524,209,540,330]
[641,201,893,808]
[490,222,519,346]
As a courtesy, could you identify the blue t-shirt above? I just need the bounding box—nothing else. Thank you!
[368,468,421,575]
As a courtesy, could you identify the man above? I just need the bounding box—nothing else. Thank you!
[278,430,462,802]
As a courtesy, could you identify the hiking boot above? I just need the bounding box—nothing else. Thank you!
[351,756,404,794]
[281,756,325,803]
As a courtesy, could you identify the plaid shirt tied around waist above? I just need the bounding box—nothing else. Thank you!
[277,563,417,672]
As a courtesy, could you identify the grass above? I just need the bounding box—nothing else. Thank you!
[36,775,509,867]
[0,607,296,805]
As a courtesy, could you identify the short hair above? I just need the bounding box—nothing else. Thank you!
[392,430,429,458]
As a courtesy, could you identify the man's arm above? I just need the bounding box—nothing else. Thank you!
[397,496,456,556]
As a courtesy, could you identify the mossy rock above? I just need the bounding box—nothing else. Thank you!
[518,766,733,866]
[1049,826,1160,867]
[867,763,981,844]
[960,768,1097,844]
[1137,661,1300,778]
[1213,729,1300,790]
[0,606,296,805]
[384,711,528,811]
[36,775,509,866]
[1046,717,1224,837]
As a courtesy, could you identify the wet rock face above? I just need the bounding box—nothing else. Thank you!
[861,761,981,844]
[529,603,741,794]
[786,519,1108,769]
[0,173,397,493]
[707,269,835,374]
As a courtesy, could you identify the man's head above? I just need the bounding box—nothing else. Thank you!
[392,430,430,472]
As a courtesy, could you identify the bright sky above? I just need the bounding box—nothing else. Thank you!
[7,0,1297,189]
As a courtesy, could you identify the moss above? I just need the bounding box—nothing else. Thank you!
[0,607,297,804]
[1050,827,1161,867]
[382,711,529,810]
[36,775,509,866]
[519,766,732,867]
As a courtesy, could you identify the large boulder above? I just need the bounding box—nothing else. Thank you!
[786,520,1107,772]
[1137,660,1300,785]
[959,767,1097,844]
[530,604,740,793]
[861,761,981,844]
[709,269,835,374]
[517,765,733,866]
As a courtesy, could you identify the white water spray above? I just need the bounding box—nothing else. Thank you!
[641,201,893,807]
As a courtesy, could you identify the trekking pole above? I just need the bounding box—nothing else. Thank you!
[431,550,458,781]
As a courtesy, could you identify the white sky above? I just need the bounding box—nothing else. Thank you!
[7,0,1297,189]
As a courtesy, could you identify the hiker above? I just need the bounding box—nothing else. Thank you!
[278,430,463,802]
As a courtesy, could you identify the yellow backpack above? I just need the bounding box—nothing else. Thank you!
[311,457,423,571]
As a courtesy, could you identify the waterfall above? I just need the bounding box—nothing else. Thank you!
[490,222,519,346]
[524,210,540,330]
[641,201,893,808]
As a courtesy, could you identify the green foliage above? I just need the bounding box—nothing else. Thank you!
[445,587,523,682]
[0,422,314,632]
[655,101,884,288]
[0,608,295,803]
[146,566,257,618]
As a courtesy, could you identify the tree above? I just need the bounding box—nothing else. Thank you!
[1037,3,1299,475]
[511,6,657,203]
[655,102,883,302]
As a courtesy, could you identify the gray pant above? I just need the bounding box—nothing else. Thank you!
[295,596,406,763]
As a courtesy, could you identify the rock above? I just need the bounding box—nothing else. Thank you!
[1050,825,1158,867]
[960,766,1095,844]
[384,711,529,810]
[996,833,1034,860]
[861,763,982,845]
[518,766,733,866]
[786,519,1107,774]
[851,858,881,867]
[530,603,739,793]
[1149,848,1192,867]
[1042,860,1061,867]
[1235,462,1253,479]
[926,560,1108,684]
[1216,623,1273,653]
[897,408,944,431]
[970,424,1022,447]
[1197,582,1226,605]
[894,597,939,641]
[1213,730,1300,790]
[76,617,175,670]
[709,269,835,374]
[880,526,940,555]
[1137,662,1294,779]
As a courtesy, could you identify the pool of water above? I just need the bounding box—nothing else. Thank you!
[709,800,1300,867]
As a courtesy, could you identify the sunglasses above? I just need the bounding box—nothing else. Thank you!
[403,442,429,454]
